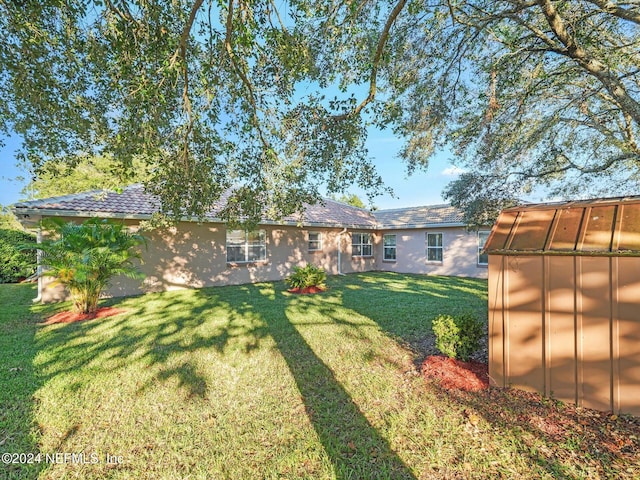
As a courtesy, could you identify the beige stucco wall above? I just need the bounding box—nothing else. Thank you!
[38,221,486,302]
[40,221,378,302]
[129,224,353,293]
[375,228,488,278]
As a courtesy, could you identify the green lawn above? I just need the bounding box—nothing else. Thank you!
[1,272,638,479]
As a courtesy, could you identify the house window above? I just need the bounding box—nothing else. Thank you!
[383,234,396,261]
[426,232,443,262]
[352,232,373,257]
[226,229,266,263]
[478,230,491,265]
[308,232,322,252]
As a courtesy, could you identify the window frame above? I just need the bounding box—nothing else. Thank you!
[382,234,397,262]
[425,232,444,263]
[351,232,373,258]
[477,230,491,266]
[226,229,267,264]
[308,231,323,252]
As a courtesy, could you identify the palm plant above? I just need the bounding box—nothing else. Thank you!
[285,264,327,290]
[33,218,146,313]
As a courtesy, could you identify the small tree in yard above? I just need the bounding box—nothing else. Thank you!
[33,218,146,314]
[432,313,484,362]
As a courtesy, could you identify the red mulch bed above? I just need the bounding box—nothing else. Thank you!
[287,286,327,294]
[42,307,127,325]
[421,355,489,392]
[421,354,640,473]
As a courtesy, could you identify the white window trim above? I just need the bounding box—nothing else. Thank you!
[226,229,267,264]
[352,232,373,258]
[425,232,444,263]
[477,230,491,266]
[383,234,397,262]
[308,231,323,252]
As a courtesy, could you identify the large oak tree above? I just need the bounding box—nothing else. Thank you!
[1,1,638,224]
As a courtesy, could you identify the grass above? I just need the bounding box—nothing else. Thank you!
[1,272,639,479]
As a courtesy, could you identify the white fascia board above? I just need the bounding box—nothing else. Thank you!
[11,208,154,221]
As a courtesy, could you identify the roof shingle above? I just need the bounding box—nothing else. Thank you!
[13,184,379,228]
[13,185,467,229]
[373,204,465,228]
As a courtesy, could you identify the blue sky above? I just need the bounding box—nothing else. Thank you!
[0,135,27,207]
[0,130,465,210]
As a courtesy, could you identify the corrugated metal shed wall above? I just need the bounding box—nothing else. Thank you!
[486,197,640,415]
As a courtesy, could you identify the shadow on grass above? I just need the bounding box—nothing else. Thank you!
[28,280,416,478]
[32,287,270,401]
[243,287,416,479]
[0,284,49,479]
[24,272,640,478]
[338,273,488,365]
[27,273,486,409]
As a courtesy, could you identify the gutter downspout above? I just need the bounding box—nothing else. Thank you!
[337,228,348,275]
[32,227,42,303]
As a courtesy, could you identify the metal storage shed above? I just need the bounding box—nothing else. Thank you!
[485,196,640,415]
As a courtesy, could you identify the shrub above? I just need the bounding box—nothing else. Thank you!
[30,218,147,313]
[285,264,327,290]
[0,229,36,283]
[432,313,484,361]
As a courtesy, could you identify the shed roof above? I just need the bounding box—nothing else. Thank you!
[12,184,378,229]
[485,196,640,256]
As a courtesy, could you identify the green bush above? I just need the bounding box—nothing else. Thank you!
[32,218,146,313]
[431,313,484,361]
[0,229,36,283]
[285,264,327,290]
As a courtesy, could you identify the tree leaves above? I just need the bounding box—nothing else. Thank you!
[2,1,639,225]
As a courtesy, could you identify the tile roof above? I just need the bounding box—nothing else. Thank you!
[13,185,468,229]
[13,185,161,216]
[287,198,378,228]
[373,204,465,228]
[12,184,378,228]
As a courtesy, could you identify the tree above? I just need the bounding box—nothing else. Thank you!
[1,1,638,224]
[413,1,640,222]
[0,206,23,231]
[21,155,152,200]
[33,218,146,313]
[330,193,367,209]
[0,229,36,283]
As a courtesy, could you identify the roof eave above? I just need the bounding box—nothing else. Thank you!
[11,208,154,221]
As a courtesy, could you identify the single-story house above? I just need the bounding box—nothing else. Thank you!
[12,185,490,302]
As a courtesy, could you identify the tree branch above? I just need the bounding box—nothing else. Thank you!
[177,0,204,59]
[543,152,637,177]
[167,0,204,169]
[537,0,640,126]
[104,0,140,26]
[224,0,272,152]
[268,0,289,34]
[331,0,408,121]
[584,0,640,25]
